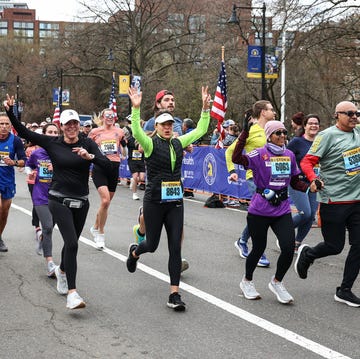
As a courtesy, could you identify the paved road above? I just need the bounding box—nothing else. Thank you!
[0,171,358,359]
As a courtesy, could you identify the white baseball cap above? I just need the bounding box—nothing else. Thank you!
[155,112,175,124]
[60,110,80,125]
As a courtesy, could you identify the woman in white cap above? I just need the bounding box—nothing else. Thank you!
[126,86,211,311]
[232,120,318,304]
[4,95,111,310]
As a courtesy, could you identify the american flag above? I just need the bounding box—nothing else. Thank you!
[210,61,227,149]
[109,73,118,120]
[52,106,60,128]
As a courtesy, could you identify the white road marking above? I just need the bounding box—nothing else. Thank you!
[12,203,352,359]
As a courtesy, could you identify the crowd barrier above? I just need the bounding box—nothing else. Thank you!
[119,145,251,200]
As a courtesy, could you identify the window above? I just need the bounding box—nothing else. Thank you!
[0,21,7,36]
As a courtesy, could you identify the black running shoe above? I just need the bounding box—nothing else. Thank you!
[294,244,312,279]
[126,243,139,273]
[167,292,186,311]
[334,287,360,307]
[0,238,8,252]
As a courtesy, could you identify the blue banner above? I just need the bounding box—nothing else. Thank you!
[247,45,278,79]
[119,146,251,199]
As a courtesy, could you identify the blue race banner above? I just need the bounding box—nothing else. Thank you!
[119,146,251,199]
[247,45,262,79]
[247,45,279,79]
[182,146,251,199]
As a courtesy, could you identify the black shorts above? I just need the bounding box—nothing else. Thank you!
[92,161,120,192]
[128,160,145,174]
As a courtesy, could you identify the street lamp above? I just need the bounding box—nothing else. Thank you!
[228,2,267,100]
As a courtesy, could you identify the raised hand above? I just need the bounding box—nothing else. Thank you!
[201,86,211,111]
[128,87,143,109]
[3,94,15,111]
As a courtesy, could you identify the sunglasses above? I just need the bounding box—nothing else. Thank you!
[273,130,288,136]
[336,111,360,118]
[104,114,114,118]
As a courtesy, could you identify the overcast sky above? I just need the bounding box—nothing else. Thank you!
[26,0,85,21]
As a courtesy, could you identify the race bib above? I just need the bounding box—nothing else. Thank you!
[161,181,182,202]
[132,150,142,160]
[343,147,360,176]
[38,161,53,182]
[270,156,291,180]
[100,140,118,155]
[0,151,10,166]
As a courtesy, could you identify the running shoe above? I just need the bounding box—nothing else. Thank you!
[234,239,248,258]
[294,241,301,255]
[47,261,57,278]
[334,287,360,307]
[90,226,99,237]
[257,253,270,267]
[294,244,312,279]
[35,229,43,256]
[66,291,86,309]
[55,266,68,295]
[167,292,186,311]
[132,193,140,200]
[268,276,294,304]
[181,258,189,273]
[126,243,139,273]
[138,206,143,224]
[133,224,145,244]
[94,233,105,249]
[0,238,8,252]
[239,276,261,300]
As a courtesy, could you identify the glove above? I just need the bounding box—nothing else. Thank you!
[242,111,253,132]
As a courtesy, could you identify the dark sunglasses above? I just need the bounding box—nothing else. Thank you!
[273,130,287,136]
[336,111,360,118]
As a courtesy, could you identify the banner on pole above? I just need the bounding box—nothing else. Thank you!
[247,45,278,79]
[52,88,70,106]
[119,75,130,97]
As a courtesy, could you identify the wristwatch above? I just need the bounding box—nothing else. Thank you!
[14,160,18,167]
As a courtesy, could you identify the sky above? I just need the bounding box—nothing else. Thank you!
[26,0,86,21]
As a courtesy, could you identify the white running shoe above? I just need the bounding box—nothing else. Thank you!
[240,276,261,300]
[268,276,294,304]
[94,233,105,249]
[90,226,99,237]
[132,193,140,200]
[35,229,43,256]
[55,266,68,295]
[47,261,57,278]
[66,291,86,309]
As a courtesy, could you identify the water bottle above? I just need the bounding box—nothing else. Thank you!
[263,189,275,200]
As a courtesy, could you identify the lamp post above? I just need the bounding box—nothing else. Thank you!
[228,2,267,100]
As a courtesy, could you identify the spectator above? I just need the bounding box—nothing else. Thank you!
[143,90,183,136]
[291,112,305,138]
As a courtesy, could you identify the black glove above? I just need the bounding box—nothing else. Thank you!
[242,112,253,132]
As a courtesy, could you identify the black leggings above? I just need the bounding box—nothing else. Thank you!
[135,201,183,286]
[246,213,295,281]
[307,202,360,289]
[48,199,89,290]
[28,183,40,227]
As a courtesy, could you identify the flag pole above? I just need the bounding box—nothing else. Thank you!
[221,45,225,62]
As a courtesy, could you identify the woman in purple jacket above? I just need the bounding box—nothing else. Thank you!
[26,124,59,278]
[232,120,317,304]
